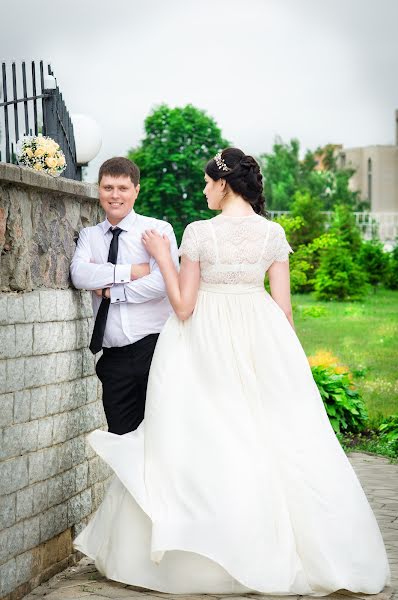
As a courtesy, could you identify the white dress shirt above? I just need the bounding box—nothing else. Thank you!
[70,209,179,347]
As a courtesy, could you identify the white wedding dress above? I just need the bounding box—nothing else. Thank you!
[74,214,390,595]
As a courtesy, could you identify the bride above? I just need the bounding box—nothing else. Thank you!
[74,148,390,595]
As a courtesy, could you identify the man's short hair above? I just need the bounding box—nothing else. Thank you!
[98,157,140,186]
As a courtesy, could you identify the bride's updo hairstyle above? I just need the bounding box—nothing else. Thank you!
[205,148,266,216]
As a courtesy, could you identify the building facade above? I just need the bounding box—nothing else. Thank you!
[338,110,398,213]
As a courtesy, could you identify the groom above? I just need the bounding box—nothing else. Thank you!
[71,157,178,435]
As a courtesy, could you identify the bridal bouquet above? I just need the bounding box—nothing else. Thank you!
[16,134,66,177]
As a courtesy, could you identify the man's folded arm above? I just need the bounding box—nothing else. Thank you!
[70,229,132,290]
[110,224,179,305]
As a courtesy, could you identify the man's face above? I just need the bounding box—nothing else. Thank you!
[99,175,140,225]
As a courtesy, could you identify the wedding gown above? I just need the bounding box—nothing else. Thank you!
[74,214,390,595]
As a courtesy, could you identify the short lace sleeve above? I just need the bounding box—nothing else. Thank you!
[273,224,293,262]
[178,224,200,262]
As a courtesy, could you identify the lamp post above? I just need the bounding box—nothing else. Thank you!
[71,114,102,179]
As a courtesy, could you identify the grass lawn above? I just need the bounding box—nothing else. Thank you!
[292,289,398,422]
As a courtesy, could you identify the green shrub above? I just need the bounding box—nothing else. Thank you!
[329,204,362,253]
[288,233,338,293]
[358,240,390,289]
[313,241,369,301]
[379,414,398,442]
[311,366,368,434]
[386,245,398,290]
[289,190,326,246]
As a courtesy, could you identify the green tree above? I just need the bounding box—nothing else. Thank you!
[260,139,359,211]
[128,104,229,242]
[314,240,369,301]
[289,190,326,246]
[358,240,390,290]
[329,204,362,254]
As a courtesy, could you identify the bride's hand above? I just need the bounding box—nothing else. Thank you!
[142,229,170,261]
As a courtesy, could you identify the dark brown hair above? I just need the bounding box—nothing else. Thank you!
[205,148,266,216]
[98,157,140,186]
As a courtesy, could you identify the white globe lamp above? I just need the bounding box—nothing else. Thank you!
[71,114,102,165]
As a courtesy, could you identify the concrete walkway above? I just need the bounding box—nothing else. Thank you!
[23,452,398,600]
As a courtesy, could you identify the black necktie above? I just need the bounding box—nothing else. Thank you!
[89,227,123,354]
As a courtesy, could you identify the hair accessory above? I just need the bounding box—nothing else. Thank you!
[214,152,230,172]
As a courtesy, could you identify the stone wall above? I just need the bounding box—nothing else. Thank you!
[0,164,111,600]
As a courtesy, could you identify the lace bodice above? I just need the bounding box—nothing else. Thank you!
[178,214,293,285]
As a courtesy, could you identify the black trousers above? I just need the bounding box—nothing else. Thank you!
[95,333,159,435]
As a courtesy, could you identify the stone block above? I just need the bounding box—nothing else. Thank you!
[0,493,16,529]
[20,419,39,454]
[0,294,8,324]
[42,446,59,479]
[23,291,41,323]
[67,408,81,439]
[76,318,89,349]
[0,424,21,460]
[46,383,62,415]
[63,468,76,499]
[16,486,34,521]
[86,374,98,402]
[13,389,31,423]
[75,461,88,493]
[58,439,74,472]
[0,456,28,495]
[79,487,92,519]
[0,558,16,597]
[82,347,95,376]
[15,323,33,356]
[55,351,70,382]
[6,357,25,392]
[25,353,57,387]
[88,456,101,487]
[91,481,105,510]
[37,416,53,449]
[71,435,86,465]
[32,480,48,513]
[47,473,63,507]
[39,289,58,321]
[40,503,68,543]
[28,451,44,484]
[15,549,34,586]
[0,360,6,398]
[52,412,69,444]
[0,324,16,359]
[0,521,24,564]
[0,392,14,426]
[62,320,77,351]
[56,290,80,321]
[33,321,63,354]
[30,385,47,419]
[79,290,94,318]
[23,514,41,551]
[67,493,81,526]
[60,378,86,412]
[69,349,83,380]
[7,293,25,323]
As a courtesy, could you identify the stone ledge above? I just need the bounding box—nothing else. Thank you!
[0,163,98,200]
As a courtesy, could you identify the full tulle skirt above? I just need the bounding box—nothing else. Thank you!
[74,284,390,595]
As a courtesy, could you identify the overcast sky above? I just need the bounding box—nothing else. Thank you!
[1,0,398,181]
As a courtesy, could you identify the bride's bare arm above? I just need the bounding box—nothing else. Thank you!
[267,260,294,329]
[142,230,200,321]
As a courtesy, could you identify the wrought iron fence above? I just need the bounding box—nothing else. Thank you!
[0,60,81,180]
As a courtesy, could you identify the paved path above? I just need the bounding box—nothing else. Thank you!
[23,452,397,600]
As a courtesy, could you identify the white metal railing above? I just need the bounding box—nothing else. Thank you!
[268,211,398,243]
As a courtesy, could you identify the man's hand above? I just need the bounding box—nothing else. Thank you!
[93,288,110,299]
[131,263,150,280]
